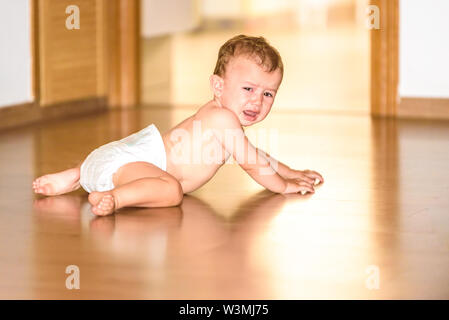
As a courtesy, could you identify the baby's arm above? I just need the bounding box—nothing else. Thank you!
[257,149,324,185]
[208,108,314,194]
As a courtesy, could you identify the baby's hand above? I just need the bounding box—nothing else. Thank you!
[283,178,315,195]
[286,169,324,186]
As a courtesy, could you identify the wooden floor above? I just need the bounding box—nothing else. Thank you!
[0,106,448,299]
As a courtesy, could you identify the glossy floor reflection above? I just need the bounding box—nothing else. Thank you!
[0,107,448,299]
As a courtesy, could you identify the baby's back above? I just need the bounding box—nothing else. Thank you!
[161,101,231,193]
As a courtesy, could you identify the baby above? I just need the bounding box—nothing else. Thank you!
[33,35,324,216]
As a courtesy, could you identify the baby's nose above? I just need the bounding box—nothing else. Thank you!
[251,94,263,105]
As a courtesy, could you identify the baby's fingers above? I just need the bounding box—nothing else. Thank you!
[283,179,314,194]
[297,181,315,195]
[296,174,315,184]
[303,170,324,185]
[293,178,314,189]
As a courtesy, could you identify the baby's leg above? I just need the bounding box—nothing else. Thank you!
[32,161,83,196]
[88,161,183,216]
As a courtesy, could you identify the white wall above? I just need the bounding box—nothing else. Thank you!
[201,0,244,19]
[0,0,33,108]
[141,0,199,38]
[399,0,449,98]
[201,0,294,19]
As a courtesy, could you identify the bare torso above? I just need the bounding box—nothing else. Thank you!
[161,101,231,193]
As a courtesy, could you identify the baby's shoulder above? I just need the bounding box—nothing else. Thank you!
[197,103,240,130]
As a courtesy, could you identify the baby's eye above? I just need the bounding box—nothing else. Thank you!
[243,87,252,91]
[264,92,273,98]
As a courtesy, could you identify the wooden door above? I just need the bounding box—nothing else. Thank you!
[35,0,138,108]
[36,0,107,106]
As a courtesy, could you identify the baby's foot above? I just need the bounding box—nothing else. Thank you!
[88,191,118,216]
[33,168,81,196]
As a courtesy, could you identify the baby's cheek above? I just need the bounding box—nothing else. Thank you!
[262,104,272,113]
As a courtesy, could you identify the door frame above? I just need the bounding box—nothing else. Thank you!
[106,0,140,108]
[30,0,140,109]
[370,0,399,118]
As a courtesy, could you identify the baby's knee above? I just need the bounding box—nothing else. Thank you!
[162,176,184,206]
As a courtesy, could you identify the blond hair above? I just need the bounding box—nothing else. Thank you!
[213,35,283,77]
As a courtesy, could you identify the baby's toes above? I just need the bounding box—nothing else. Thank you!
[102,197,115,212]
[33,178,49,193]
[92,205,103,216]
[32,179,40,189]
[100,195,113,207]
[33,182,42,193]
[36,184,51,194]
[94,195,115,216]
[35,176,47,184]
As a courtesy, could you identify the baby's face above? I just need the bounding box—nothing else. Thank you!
[218,56,282,126]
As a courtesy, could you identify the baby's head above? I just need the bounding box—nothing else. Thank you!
[210,35,283,126]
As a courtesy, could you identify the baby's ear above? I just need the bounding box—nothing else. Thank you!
[210,74,224,97]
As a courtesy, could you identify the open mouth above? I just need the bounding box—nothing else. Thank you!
[243,110,259,120]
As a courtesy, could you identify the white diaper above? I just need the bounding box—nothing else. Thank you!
[79,124,166,193]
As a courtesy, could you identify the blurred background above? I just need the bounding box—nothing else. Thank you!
[141,0,370,115]
[1,0,448,122]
